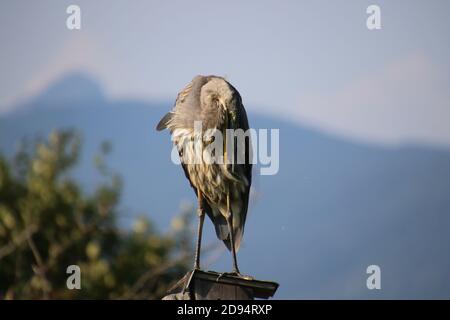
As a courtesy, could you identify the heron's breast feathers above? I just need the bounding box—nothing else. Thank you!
[172,128,248,206]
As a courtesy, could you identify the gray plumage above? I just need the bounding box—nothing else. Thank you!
[157,75,252,273]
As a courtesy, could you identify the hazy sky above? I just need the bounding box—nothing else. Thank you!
[1,0,450,146]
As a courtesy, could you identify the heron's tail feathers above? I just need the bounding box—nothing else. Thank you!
[210,207,229,241]
[227,226,244,252]
[208,207,242,252]
[222,227,243,252]
[214,220,229,243]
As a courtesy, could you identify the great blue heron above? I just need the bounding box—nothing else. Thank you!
[156,75,252,275]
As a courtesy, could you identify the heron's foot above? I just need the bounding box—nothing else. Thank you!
[231,271,254,280]
[216,271,254,281]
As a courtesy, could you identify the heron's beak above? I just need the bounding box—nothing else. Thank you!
[219,100,229,114]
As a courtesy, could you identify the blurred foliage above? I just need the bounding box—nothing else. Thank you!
[0,130,193,299]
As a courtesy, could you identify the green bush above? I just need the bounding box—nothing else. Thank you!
[0,130,193,299]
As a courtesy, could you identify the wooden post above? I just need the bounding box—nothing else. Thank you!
[162,269,279,300]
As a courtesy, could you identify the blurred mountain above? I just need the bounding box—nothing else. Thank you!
[1,73,450,299]
[20,73,105,111]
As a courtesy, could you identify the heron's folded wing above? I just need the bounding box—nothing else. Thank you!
[156,112,174,131]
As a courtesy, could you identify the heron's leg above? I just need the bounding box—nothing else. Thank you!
[225,193,240,275]
[194,189,205,270]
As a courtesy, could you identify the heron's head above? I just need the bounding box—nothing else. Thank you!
[199,76,240,119]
